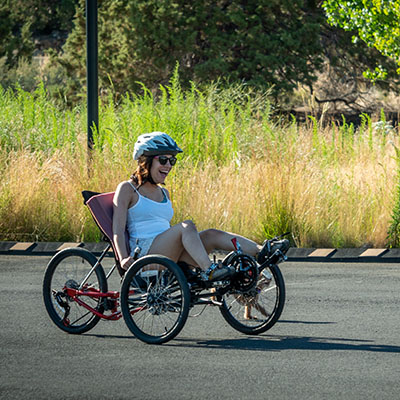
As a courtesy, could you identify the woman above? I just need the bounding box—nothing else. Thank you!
[112,132,288,281]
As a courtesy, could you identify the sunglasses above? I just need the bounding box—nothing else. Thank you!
[154,155,177,166]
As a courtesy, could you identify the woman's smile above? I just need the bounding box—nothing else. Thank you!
[159,168,169,179]
[153,167,170,183]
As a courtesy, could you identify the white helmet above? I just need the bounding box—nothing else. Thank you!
[133,132,183,160]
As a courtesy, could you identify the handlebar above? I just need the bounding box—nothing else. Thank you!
[271,232,291,241]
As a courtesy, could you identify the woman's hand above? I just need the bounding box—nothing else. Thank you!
[121,256,134,270]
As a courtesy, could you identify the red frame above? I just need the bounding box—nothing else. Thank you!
[64,286,145,321]
[65,192,143,322]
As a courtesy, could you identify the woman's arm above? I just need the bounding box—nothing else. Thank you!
[112,181,137,270]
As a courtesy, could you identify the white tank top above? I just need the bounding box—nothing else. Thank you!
[126,182,173,239]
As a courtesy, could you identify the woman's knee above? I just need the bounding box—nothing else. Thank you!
[180,219,198,232]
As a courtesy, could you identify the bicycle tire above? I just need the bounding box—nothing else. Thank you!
[219,264,285,335]
[43,247,108,334]
[120,255,190,344]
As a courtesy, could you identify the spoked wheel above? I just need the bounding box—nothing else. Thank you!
[43,248,107,334]
[219,264,285,335]
[120,255,190,344]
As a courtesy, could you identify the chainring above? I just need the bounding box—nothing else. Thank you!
[229,254,258,292]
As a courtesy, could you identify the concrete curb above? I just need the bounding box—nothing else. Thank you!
[0,241,399,262]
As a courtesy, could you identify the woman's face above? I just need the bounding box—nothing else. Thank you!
[149,154,176,184]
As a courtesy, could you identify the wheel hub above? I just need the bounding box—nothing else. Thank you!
[65,279,79,290]
[147,288,168,315]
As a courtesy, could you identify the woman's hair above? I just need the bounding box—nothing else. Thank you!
[130,155,155,186]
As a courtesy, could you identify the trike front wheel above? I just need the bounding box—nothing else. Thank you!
[120,255,190,344]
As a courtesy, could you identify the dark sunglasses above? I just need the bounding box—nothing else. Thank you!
[154,155,177,166]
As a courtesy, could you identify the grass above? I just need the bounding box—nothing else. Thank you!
[0,76,398,247]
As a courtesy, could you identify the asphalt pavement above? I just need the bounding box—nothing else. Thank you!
[0,255,399,400]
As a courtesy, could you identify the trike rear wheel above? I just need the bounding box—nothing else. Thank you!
[43,248,108,334]
[120,255,190,344]
[219,264,285,335]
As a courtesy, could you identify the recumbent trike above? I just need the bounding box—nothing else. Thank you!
[43,191,288,344]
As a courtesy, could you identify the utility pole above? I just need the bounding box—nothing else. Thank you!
[86,0,98,155]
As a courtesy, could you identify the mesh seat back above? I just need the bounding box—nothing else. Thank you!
[84,191,130,274]
[86,192,115,243]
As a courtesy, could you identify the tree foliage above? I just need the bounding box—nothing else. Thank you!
[129,0,325,95]
[55,0,138,101]
[0,0,77,65]
[323,0,400,80]
[1,0,399,105]
[56,0,326,100]
[0,1,34,66]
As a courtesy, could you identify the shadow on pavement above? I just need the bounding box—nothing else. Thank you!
[278,319,336,325]
[83,333,134,340]
[168,334,400,353]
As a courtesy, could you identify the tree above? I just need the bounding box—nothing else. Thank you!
[56,0,327,99]
[56,0,398,106]
[323,0,400,80]
[0,0,77,66]
[55,0,140,101]
[129,0,325,95]
[0,1,34,66]
[3,0,397,108]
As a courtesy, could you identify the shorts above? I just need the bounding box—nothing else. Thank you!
[129,237,156,258]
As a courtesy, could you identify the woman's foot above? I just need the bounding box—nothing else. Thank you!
[202,262,235,281]
[257,239,290,264]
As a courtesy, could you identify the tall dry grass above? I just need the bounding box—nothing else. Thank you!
[1,123,397,247]
[172,124,397,247]
[0,79,398,247]
[0,145,127,242]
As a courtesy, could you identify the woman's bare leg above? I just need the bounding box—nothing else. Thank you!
[147,220,212,270]
[148,222,262,270]
[160,227,262,319]
[200,229,261,255]
[178,228,262,266]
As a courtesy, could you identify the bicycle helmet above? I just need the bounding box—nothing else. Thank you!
[133,132,183,160]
